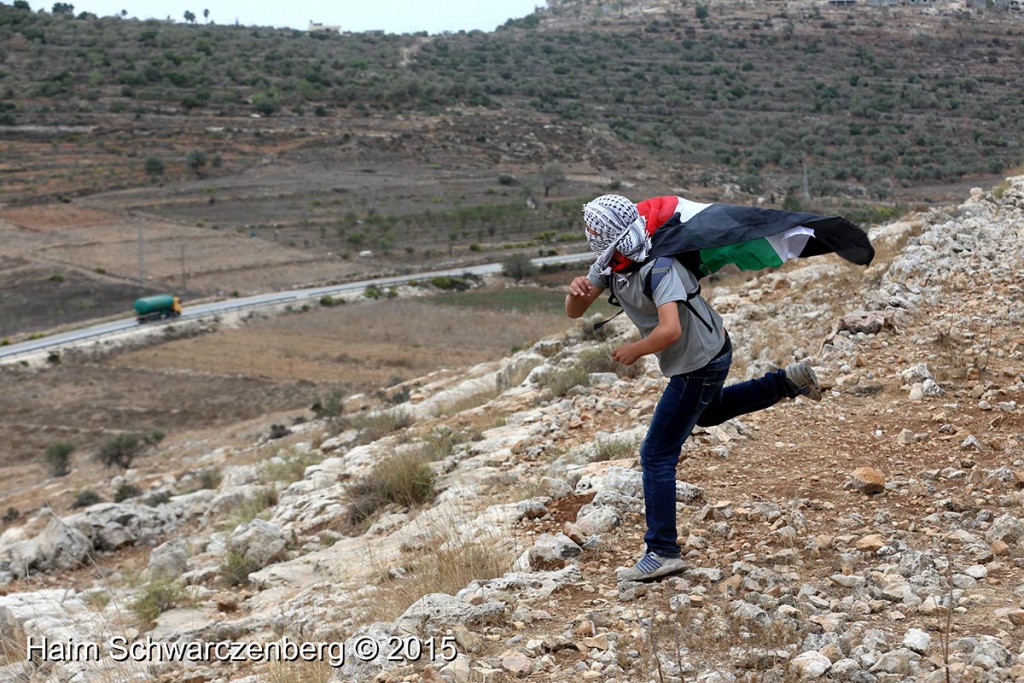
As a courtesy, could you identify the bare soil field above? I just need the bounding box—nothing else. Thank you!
[0,203,377,338]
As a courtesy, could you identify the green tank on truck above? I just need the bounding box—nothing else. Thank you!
[134,294,183,323]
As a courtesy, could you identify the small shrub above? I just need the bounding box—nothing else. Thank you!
[48,273,65,283]
[344,452,435,532]
[538,364,590,397]
[578,345,642,379]
[261,452,322,485]
[42,442,75,477]
[429,276,470,291]
[345,409,413,445]
[144,491,172,507]
[593,436,638,462]
[366,524,513,622]
[420,427,457,461]
[268,423,291,440]
[47,351,61,365]
[364,285,382,300]
[319,294,342,307]
[196,468,223,490]
[501,253,537,281]
[311,390,343,419]
[219,548,261,587]
[185,149,208,175]
[2,507,20,524]
[226,487,280,529]
[71,490,103,509]
[143,156,165,178]
[96,432,159,469]
[113,483,142,502]
[130,580,185,624]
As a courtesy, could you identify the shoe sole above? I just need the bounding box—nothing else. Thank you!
[616,561,686,583]
[790,362,822,401]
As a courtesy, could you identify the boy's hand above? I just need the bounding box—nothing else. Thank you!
[568,276,594,298]
[612,342,642,365]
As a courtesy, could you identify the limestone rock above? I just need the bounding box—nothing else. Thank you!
[850,468,886,495]
[227,519,288,568]
[790,651,832,679]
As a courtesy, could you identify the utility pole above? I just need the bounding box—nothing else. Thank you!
[802,163,811,205]
[137,217,145,287]
[180,245,187,293]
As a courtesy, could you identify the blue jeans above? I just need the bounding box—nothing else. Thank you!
[640,337,797,558]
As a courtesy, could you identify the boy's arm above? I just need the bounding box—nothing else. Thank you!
[565,275,605,318]
[611,301,681,365]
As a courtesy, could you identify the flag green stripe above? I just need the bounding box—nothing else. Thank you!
[698,238,785,275]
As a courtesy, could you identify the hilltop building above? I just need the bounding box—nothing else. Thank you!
[308,22,340,33]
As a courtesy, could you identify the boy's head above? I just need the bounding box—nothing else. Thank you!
[582,194,649,270]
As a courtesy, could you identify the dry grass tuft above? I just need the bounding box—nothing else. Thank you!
[365,523,514,623]
[343,452,436,534]
[344,409,414,445]
[262,659,335,683]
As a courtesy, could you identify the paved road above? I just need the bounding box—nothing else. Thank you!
[0,252,593,363]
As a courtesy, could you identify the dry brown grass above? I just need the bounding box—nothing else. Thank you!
[262,660,335,683]
[114,299,570,385]
[364,522,514,623]
[0,630,27,664]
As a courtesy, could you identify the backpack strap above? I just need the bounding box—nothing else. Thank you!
[643,256,714,333]
[593,280,624,331]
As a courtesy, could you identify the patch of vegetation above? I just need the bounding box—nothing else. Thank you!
[195,468,223,490]
[311,389,343,420]
[130,579,187,625]
[113,483,143,502]
[144,491,172,507]
[95,430,165,469]
[268,423,291,440]
[366,524,513,622]
[538,364,590,398]
[318,294,344,307]
[219,548,262,587]
[260,450,323,485]
[429,276,471,291]
[344,451,436,533]
[71,489,103,509]
[344,409,413,445]
[225,487,280,530]
[42,441,75,478]
[592,435,639,462]
[501,252,538,281]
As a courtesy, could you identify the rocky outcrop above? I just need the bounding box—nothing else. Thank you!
[2,178,1024,682]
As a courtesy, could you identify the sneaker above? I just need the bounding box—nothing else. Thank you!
[616,552,686,582]
[784,360,822,401]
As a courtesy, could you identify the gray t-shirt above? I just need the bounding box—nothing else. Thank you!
[588,259,726,376]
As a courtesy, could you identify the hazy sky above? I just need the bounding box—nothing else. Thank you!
[56,0,546,33]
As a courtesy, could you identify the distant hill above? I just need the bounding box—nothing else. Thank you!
[1,1,1022,207]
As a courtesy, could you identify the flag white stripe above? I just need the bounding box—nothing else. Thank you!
[674,197,713,223]
[766,227,815,261]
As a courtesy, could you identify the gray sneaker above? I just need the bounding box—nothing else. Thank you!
[616,552,686,582]
[785,360,822,401]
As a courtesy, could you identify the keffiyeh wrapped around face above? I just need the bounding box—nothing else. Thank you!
[582,194,650,274]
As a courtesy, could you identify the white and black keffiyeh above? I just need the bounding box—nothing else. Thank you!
[582,194,650,275]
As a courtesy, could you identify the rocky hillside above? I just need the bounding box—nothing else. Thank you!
[1,177,1023,683]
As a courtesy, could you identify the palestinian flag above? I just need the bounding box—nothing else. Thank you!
[611,196,874,276]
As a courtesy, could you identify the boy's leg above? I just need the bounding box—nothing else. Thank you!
[698,346,819,427]
[639,353,730,559]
